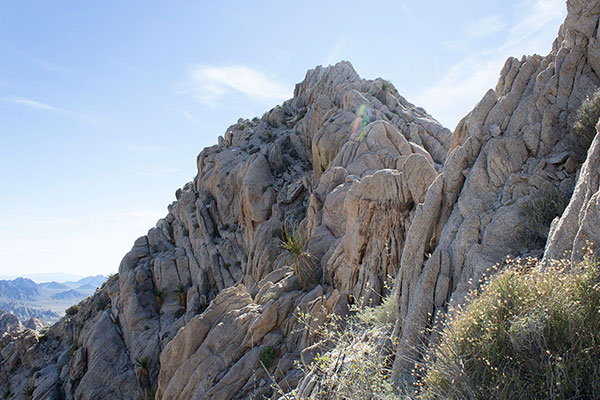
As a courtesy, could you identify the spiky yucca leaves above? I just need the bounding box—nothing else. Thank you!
[174,283,187,307]
[280,224,318,291]
[152,288,165,311]
[135,357,150,375]
[134,356,152,392]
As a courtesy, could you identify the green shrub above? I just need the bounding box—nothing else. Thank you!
[294,108,307,123]
[65,304,79,316]
[23,385,34,400]
[419,255,600,399]
[572,88,600,159]
[280,224,318,291]
[136,388,156,400]
[519,188,569,249]
[260,346,276,370]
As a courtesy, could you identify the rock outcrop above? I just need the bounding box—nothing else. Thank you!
[2,1,600,398]
[0,311,24,338]
[388,0,600,377]
[545,122,600,260]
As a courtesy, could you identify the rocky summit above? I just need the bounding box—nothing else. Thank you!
[3,1,600,399]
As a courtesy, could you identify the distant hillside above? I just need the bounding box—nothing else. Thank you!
[74,284,97,292]
[38,281,70,290]
[0,303,60,323]
[0,275,107,324]
[0,272,85,282]
[0,278,39,300]
[50,289,85,300]
[72,275,106,288]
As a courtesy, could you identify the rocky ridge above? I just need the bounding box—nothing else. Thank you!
[2,1,600,399]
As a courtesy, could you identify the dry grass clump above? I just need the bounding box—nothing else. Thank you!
[419,254,600,399]
[519,188,569,249]
[572,88,600,160]
[295,296,398,399]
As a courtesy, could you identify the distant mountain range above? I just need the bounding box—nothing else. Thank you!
[0,275,107,324]
[0,272,87,283]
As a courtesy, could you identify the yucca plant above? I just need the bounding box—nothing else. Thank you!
[280,223,318,291]
[174,283,187,308]
[134,357,151,389]
[134,357,150,376]
[153,288,165,309]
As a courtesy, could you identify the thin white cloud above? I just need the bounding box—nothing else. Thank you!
[119,143,167,152]
[505,0,566,50]
[400,2,409,15]
[414,0,566,129]
[181,109,207,128]
[0,95,101,124]
[179,65,292,107]
[325,38,347,66]
[0,42,68,73]
[415,57,501,128]
[109,57,141,73]
[464,15,506,38]
[1,96,56,111]
[131,166,181,177]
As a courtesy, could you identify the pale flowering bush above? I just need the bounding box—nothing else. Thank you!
[419,252,600,399]
[294,295,399,399]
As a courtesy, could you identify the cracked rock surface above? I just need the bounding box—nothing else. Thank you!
[3,1,600,398]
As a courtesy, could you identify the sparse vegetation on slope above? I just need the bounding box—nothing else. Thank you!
[572,88,600,160]
[65,304,79,316]
[295,296,398,399]
[519,188,569,249]
[419,253,600,400]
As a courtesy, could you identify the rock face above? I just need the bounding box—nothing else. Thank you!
[545,123,600,261]
[0,310,24,338]
[2,1,600,398]
[0,303,60,324]
[22,317,46,331]
[388,0,600,376]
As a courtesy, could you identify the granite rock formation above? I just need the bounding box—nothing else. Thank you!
[2,1,600,399]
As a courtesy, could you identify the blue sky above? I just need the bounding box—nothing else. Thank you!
[0,0,566,278]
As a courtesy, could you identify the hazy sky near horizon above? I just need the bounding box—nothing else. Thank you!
[0,0,567,277]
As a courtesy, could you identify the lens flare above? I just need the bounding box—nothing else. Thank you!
[350,104,371,140]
